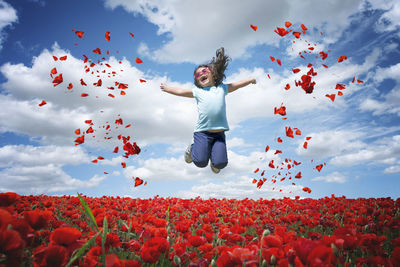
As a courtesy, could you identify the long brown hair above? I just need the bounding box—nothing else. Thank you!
[194,47,231,88]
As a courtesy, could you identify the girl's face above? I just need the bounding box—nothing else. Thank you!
[194,67,215,88]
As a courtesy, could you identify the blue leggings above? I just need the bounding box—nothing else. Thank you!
[191,131,228,169]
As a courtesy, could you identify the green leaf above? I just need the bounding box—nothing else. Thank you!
[77,193,99,231]
[65,231,100,267]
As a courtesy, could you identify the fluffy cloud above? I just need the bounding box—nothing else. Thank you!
[0,145,105,194]
[176,176,304,199]
[0,0,18,49]
[104,0,366,63]
[312,172,347,183]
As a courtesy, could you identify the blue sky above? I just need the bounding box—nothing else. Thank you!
[0,0,399,199]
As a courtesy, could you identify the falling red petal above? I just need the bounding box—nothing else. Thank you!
[118,83,128,89]
[113,146,119,153]
[53,56,58,61]
[250,24,258,31]
[274,27,289,37]
[293,32,301,38]
[80,79,87,86]
[274,104,286,116]
[74,129,80,135]
[338,55,347,62]
[139,79,147,83]
[67,83,73,90]
[277,59,282,66]
[81,93,88,97]
[93,48,101,55]
[325,94,336,102]
[301,24,308,32]
[338,91,343,96]
[302,187,312,193]
[316,164,323,172]
[295,172,302,179]
[319,51,328,60]
[265,145,269,152]
[136,57,143,64]
[357,79,364,83]
[52,74,63,86]
[74,135,85,145]
[322,64,328,68]
[121,162,126,168]
[51,68,57,75]
[270,56,275,62]
[75,31,84,38]
[129,32,134,38]
[285,126,294,138]
[105,31,110,41]
[335,84,346,90]
[38,100,47,107]
[134,177,144,187]
[285,21,292,28]
[254,168,259,173]
[277,137,282,143]
[303,141,308,149]
[295,129,301,135]
[108,94,115,98]
[285,84,290,90]
[60,56,67,61]
[292,68,301,73]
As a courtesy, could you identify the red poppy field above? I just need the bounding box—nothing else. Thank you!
[1,192,399,266]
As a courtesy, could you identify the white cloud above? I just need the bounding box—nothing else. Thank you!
[176,176,305,199]
[0,144,105,194]
[312,171,347,183]
[104,0,364,63]
[330,135,400,170]
[0,0,17,49]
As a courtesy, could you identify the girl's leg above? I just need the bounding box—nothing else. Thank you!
[210,132,228,169]
[191,132,212,168]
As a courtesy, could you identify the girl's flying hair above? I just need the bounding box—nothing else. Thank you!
[194,47,231,88]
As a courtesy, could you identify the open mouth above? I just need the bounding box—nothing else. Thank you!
[200,76,208,83]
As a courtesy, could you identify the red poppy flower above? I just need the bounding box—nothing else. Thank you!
[24,210,52,230]
[50,227,82,246]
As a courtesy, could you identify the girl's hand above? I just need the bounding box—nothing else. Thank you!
[160,83,169,92]
[250,77,257,84]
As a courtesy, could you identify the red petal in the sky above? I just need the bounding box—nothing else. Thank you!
[269,160,275,169]
[125,124,131,128]
[75,31,84,38]
[93,48,101,55]
[306,136,312,140]
[338,91,343,96]
[108,94,115,98]
[270,56,275,62]
[52,74,63,86]
[51,68,57,75]
[285,84,290,90]
[74,135,85,145]
[83,55,88,63]
[292,68,301,73]
[38,100,47,107]
[118,83,128,89]
[129,32,134,38]
[274,104,286,116]
[277,137,282,143]
[80,79,87,86]
[93,79,102,87]
[357,79,364,83]
[316,164,323,172]
[136,58,143,64]
[121,162,126,168]
[335,84,346,90]
[265,145,269,152]
[293,32,301,38]
[303,142,308,149]
[277,59,282,66]
[302,187,311,193]
[254,168,259,173]
[105,31,111,41]
[286,126,294,138]
[53,56,58,61]
[322,64,328,68]
[252,178,257,184]
[67,83,73,90]
[139,79,147,83]
[301,24,308,32]
[274,150,282,155]
[60,56,67,61]
[81,93,89,97]
[250,25,257,31]
[325,94,335,102]
[338,55,347,62]
[274,27,289,37]
[285,21,292,28]
[295,172,302,179]
[295,128,301,135]
[134,177,144,187]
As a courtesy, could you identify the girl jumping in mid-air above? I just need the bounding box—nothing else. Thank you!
[160,48,256,173]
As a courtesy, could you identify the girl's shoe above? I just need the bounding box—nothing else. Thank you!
[185,145,192,163]
[210,161,220,174]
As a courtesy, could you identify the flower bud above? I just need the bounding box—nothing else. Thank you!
[262,229,270,237]
[173,255,181,266]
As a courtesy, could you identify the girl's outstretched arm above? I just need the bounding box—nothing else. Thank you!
[160,83,193,98]
[228,77,256,93]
